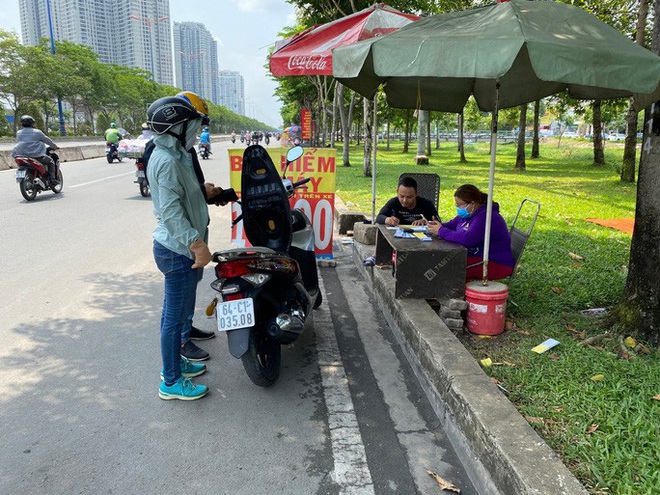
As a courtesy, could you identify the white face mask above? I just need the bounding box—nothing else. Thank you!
[185,119,202,151]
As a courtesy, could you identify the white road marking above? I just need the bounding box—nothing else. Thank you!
[68,172,135,188]
[316,277,375,494]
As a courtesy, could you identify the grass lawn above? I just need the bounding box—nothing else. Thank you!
[334,138,660,495]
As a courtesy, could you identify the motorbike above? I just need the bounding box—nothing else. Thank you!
[198,143,211,160]
[208,145,321,387]
[134,157,150,197]
[105,141,124,163]
[14,148,63,201]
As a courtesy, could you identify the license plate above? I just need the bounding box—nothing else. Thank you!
[216,298,255,332]
[15,170,26,180]
[136,170,145,178]
[105,147,111,153]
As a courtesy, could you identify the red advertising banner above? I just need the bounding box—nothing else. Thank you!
[301,109,312,141]
[227,147,336,259]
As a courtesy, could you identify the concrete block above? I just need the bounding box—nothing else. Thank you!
[443,318,465,329]
[440,308,462,319]
[352,222,377,245]
[57,147,85,162]
[441,298,469,311]
[336,211,366,234]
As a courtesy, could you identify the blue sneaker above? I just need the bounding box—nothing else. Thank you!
[160,357,206,381]
[159,377,208,401]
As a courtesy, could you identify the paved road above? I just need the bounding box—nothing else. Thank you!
[0,142,478,494]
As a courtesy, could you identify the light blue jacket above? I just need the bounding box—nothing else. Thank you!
[12,127,57,157]
[147,132,209,259]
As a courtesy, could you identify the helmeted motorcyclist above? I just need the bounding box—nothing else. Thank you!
[105,122,123,143]
[12,115,60,183]
[140,122,154,141]
[199,126,211,153]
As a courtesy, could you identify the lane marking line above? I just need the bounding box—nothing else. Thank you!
[316,277,375,494]
[68,172,135,188]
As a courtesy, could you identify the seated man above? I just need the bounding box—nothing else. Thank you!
[376,176,439,226]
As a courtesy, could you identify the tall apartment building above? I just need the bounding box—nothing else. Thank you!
[18,0,174,86]
[173,22,219,105]
[218,70,245,116]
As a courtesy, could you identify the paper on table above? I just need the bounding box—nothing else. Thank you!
[387,225,428,232]
[394,228,415,238]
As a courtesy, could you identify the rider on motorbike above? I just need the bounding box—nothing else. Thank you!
[199,126,211,153]
[105,122,123,144]
[12,115,60,184]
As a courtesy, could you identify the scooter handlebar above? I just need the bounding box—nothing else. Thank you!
[292,177,311,188]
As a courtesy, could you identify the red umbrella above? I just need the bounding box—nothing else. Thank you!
[270,3,420,77]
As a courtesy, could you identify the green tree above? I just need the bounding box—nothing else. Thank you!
[616,0,660,347]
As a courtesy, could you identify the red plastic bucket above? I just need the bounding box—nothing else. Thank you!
[465,281,509,336]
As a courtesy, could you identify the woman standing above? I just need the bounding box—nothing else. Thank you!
[146,96,213,401]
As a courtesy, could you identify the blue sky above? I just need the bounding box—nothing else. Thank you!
[0,0,297,126]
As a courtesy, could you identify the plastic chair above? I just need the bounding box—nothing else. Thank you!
[398,172,440,211]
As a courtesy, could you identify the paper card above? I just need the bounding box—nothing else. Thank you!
[531,338,560,354]
[413,232,432,241]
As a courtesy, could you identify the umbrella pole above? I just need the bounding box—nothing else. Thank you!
[483,82,500,283]
[372,92,378,222]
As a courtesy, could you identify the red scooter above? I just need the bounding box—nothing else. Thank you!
[14,148,63,201]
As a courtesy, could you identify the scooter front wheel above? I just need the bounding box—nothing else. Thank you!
[241,327,281,387]
[51,168,63,193]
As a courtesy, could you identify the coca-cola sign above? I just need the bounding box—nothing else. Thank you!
[286,55,329,72]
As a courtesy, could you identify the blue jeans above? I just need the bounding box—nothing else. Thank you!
[153,241,202,385]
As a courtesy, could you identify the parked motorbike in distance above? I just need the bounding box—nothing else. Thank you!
[198,143,211,160]
[134,157,150,197]
[14,148,63,201]
[208,145,321,387]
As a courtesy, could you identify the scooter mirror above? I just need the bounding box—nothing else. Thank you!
[286,146,304,164]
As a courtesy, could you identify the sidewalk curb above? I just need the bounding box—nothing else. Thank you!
[350,238,588,495]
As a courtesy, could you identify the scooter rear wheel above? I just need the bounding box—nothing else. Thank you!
[140,182,150,197]
[19,170,38,201]
[241,327,281,387]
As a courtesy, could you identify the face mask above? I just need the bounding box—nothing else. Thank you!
[457,206,472,219]
[184,119,202,150]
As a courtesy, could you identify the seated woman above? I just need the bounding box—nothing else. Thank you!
[427,184,514,281]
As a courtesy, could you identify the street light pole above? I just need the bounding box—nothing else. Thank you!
[46,0,66,136]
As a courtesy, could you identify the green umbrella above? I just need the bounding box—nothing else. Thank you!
[333,0,660,280]
[333,0,660,111]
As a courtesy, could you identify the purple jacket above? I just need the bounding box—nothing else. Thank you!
[438,202,514,266]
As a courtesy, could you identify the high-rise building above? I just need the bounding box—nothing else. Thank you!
[218,70,245,116]
[18,0,174,86]
[172,22,219,104]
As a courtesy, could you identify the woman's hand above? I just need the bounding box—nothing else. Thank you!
[189,239,212,268]
[427,220,441,236]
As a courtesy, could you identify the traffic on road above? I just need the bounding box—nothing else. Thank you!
[0,141,479,495]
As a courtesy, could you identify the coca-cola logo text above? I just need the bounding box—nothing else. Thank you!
[286,55,329,71]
